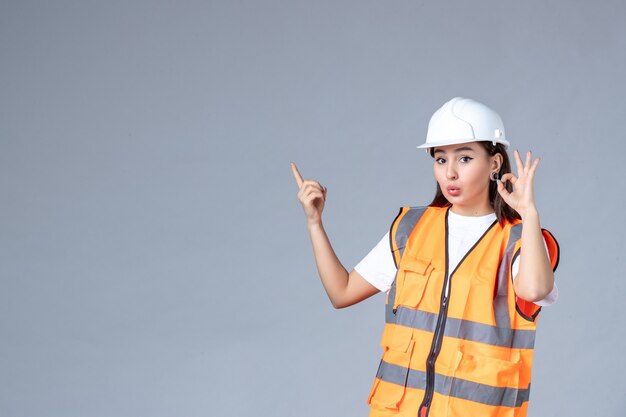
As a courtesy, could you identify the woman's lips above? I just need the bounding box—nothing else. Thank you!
[447,186,460,196]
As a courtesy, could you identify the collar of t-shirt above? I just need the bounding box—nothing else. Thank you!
[447,209,497,273]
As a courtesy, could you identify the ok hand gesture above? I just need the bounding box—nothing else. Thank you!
[496,150,540,219]
[291,162,327,225]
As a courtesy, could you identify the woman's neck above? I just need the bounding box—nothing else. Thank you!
[449,204,494,217]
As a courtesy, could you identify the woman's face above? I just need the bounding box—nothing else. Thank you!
[432,142,501,215]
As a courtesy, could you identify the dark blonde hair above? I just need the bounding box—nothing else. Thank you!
[427,141,521,225]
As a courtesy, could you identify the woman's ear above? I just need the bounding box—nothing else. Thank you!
[492,153,503,171]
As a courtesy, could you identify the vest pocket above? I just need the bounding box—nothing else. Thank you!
[379,323,413,352]
[369,326,416,410]
[446,350,521,417]
[394,255,434,309]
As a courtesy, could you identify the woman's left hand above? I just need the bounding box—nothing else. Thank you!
[496,150,540,219]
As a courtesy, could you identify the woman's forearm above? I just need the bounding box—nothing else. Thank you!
[306,220,350,308]
[514,207,554,302]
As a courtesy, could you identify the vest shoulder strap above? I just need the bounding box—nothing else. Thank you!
[389,206,429,268]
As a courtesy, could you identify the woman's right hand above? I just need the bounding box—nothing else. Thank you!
[291,162,327,225]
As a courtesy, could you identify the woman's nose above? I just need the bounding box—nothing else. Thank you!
[446,164,458,180]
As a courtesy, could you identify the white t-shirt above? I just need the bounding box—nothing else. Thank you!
[354,210,558,306]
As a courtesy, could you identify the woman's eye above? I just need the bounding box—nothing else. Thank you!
[435,158,446,164]
[460,156,473,163]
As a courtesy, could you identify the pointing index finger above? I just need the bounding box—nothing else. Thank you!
[290,162,304,188]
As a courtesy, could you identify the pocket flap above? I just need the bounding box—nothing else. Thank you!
[400,255,432,275]
[452,350,521,387]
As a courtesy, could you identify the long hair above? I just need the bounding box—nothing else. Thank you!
[428,141,521,225]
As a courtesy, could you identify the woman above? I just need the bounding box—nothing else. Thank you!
[291,97,560,417]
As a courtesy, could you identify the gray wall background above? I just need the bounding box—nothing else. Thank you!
[1,1,624,416]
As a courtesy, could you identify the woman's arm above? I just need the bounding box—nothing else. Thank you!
[307,222,380,308]
[291,162,380,309]
[496,150,555,302]
[513,207,554,302]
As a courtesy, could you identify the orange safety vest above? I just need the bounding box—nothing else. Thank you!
[366,206,560,417]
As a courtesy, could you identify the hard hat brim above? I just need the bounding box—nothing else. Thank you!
[416,137,510,150]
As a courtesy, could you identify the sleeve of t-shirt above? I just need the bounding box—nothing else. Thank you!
[353,231,396,293]
[511,237,559,307]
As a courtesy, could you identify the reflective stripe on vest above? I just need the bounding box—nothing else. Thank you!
[367,206,560,417]
[374,360,530,408]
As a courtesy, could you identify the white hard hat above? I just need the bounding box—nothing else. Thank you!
[417,97,510,151]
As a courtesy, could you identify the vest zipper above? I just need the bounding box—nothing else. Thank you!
[417,268,452,417]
